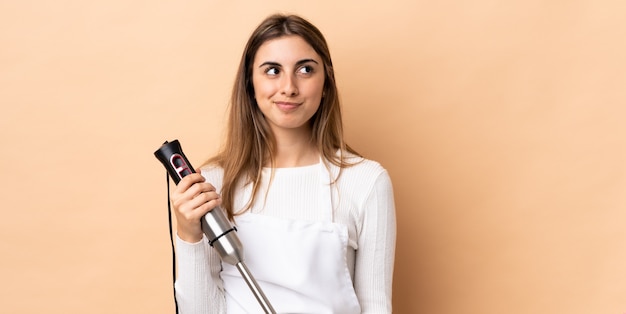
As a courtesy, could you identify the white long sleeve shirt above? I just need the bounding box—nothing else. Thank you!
[174,156,396,313]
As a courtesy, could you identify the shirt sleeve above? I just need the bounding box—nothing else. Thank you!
[174,235,226,314]
[353,169,397,313]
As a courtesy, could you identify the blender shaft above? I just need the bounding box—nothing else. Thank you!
[236,262,276,314]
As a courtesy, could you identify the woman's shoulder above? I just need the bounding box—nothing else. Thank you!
[343,151,385,171]
[331,153,394,206]
[199,164,224,188]
[335,152,390,185]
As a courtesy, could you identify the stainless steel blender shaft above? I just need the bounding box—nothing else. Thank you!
[202,209,276,313]
[236,262,276,314]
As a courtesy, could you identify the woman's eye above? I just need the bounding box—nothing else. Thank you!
[298,65,314,74]
[265,67,279,75]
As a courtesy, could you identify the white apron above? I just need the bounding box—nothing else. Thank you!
[220,163,361,314]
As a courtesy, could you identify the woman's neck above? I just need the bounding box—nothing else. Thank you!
[269,126,319,168]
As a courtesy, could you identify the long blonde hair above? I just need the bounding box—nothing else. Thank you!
[205,14,360,220]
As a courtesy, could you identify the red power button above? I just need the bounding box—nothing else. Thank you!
[170,154,192,179]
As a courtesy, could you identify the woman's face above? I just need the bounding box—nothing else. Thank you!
[252,35,325,135]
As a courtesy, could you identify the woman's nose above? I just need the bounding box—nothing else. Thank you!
[280,73,299,96]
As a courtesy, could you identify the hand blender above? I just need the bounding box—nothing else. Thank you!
[155,140,275,314]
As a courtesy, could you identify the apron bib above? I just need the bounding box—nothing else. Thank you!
[220,163,361,314]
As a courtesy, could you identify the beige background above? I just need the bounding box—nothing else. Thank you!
[1,1,625,313]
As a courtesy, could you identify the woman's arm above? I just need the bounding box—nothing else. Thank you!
[174,236,226,314]
[170,170,227,314]
[353,169,397,313]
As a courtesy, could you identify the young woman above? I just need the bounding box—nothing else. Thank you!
[171,14,396,314]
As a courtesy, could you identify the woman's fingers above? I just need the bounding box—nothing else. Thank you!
[187,181,216,198]
[170,173,222,242]
[178,190,221,216]
[176,173,206,191]
[175,189,222,243]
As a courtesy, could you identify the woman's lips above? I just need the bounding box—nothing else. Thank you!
[274,101,301,112]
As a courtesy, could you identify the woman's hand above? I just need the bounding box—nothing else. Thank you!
[170,172,222,243]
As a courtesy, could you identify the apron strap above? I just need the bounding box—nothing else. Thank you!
[319,158,335,222]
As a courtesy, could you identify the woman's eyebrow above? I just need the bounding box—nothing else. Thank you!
[259,61,281,68]
[295,59,319,66]
[258,59,319,68]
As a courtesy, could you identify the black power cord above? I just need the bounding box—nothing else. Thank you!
[166,172,179,313]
